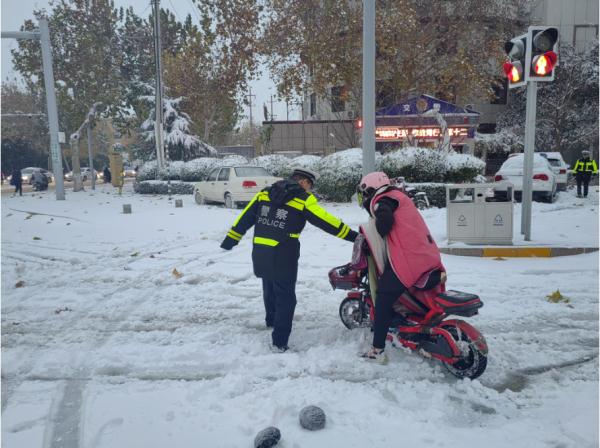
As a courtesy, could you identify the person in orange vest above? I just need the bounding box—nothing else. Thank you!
[572,149,598,198]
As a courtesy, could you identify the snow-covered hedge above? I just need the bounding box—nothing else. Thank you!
[134,180,194,195]
[250,154,291,177]
[180,157,222,181]
[137,160,158,181]
[444,153,486,183]
[315,148,372,202]
[137,157,243,183]
[474,130,523,156]
[157,160,185,180]
[379,147,446,182]
[412,183,447,208]
[378,147,485,184]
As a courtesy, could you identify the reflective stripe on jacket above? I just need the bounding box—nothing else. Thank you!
[222,180,356,280]
[368,188,442,287]
[573,158,598,174]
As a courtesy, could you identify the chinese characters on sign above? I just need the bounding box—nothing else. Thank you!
[375,126,469,141]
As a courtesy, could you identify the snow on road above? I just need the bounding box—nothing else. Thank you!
[1,184,598,448]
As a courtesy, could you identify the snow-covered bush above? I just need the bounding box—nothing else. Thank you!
[412,183,447,208]
[474,130,523,157]
[444,153,486,183]
[137,160,158,181]
[315,148,366,202]
[285,155,322,178]
[250,154,291,177]
[134,180,194,195]
[221,155,248,166]
[157,160,185,180]
[180,157,222,181]
[379,147,446,182]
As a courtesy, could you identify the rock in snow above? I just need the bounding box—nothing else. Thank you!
[299,405,326,431]
[254,426,281,448]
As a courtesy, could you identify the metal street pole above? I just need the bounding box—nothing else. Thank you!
[39,19,65,199]
[152,0,165,169]
[362,0,376,175]
[521,81,537,241]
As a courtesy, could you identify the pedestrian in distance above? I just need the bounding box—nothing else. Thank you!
[10,167,22,196]
[356,172,443,364]
[103,165,112,184]
[572,149,598,198]
[220,168,357,352]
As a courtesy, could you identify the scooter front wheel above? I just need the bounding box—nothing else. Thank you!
[339,297,368,329]
[441,325,487,380]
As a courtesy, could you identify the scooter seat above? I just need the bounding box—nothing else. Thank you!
[435,290,483,317]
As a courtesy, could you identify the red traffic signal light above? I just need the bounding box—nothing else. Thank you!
[529,27,559,81]
[503,34,527,88]
[503,61,523,83]
[532,51,558,76]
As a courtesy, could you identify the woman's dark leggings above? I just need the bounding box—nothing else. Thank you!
[372,264,406,349]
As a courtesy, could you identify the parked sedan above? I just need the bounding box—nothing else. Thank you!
[539,152,569,191]
[494,153,557,202]
[194,166,281,208]
[65,167,98,182]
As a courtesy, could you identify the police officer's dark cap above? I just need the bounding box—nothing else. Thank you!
[291,167,319,184]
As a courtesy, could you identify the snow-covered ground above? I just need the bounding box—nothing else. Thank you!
[2,184,598,448]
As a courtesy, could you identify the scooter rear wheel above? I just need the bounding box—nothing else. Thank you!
[442,326,487,380]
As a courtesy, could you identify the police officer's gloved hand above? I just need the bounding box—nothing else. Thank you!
[220,237,236,250]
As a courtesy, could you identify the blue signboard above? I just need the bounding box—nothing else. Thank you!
[376,94,479,116]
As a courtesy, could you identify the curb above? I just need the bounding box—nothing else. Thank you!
[440,247,599,257]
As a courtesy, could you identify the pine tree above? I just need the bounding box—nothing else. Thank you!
[139,89,216,162]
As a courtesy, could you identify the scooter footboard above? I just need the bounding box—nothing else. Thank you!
[441,319,488,355]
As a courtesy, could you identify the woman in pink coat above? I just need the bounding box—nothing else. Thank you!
[357,172,443,363]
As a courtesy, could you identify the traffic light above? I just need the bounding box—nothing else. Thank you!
[528,26,559,81]
[503,33,527,88]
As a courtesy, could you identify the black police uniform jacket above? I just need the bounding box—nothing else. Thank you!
[220,179,357,281]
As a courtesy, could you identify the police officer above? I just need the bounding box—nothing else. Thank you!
[573,149,598,198]
[220,168,357,352]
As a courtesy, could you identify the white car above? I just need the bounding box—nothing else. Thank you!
[494,153,557,202]
[10,167,54,184]
[539,152,569,191]
[194,166,281,208]
[65,167,99,182]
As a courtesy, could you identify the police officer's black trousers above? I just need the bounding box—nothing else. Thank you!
[576,172,592,197]
[262,278,297,348]
[373,264,406,350]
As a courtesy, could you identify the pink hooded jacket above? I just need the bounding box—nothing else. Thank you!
[364,188,442,287]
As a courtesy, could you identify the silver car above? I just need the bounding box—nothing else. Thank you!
[539,152,569,191]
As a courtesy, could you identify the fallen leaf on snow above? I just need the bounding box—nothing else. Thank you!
[172,268,183,279]
[546,289,570,304]
[15,280,25,288]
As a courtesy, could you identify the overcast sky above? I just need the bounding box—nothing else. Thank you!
[1,0,295,124]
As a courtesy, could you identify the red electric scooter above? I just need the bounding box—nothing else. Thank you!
[328,236,488,379]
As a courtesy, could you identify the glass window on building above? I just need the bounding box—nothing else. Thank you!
[310,93,317,117]
[330,86,346,113]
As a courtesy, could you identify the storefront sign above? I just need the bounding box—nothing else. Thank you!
[375,126,470,141]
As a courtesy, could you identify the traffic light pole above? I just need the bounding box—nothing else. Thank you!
[521,80,538,241]
[361,0,376,175]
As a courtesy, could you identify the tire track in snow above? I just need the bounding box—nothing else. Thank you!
[2,237,217,448]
